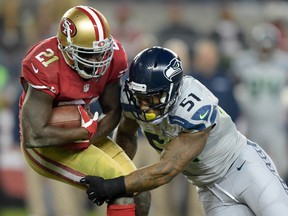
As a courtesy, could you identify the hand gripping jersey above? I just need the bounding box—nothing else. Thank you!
[19,36,127,109]
[121,76,247,186]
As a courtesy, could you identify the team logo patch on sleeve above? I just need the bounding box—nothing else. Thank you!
[192,105,217,124]
[169,105,217,131]
[193,105,211,121]
[163,58,183,81]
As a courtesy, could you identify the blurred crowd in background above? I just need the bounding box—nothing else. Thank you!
[1,0,288,215]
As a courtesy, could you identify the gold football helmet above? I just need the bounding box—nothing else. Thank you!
[57,6,114,79]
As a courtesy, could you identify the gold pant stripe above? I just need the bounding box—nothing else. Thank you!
[24,147,85,186]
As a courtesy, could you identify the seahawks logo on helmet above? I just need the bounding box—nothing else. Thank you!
[163,58,183,81]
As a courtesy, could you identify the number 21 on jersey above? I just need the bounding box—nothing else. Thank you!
[35,48,59,67]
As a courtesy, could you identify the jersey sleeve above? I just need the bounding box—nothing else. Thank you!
[170,104,218,133]
[169,77,219,133]
[106,39,128,83]
[21,39,60,97]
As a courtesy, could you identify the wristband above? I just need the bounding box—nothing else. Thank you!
[104,176,127,198]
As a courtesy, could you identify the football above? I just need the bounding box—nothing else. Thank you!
[49,105,81,128]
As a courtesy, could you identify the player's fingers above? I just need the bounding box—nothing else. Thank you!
[78,105,90,121]
[87,191,95,199]
[83,175,97,184]
[93,112,99,121]
[80,175,94,184]
[93,198,104,206]
[77,105,83,114]
[97,200,104,206]
[80,177,87,184]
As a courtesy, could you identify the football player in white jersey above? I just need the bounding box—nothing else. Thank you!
[232,22,288,179]
[81,47,288,215]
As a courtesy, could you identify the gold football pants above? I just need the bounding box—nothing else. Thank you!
[21,137,137,190]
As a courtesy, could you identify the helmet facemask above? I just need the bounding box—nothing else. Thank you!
[59,24,114,79]
[125,80,180,123]
[57,6,114,80]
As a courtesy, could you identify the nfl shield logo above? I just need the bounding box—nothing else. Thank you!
[83,84,90,92]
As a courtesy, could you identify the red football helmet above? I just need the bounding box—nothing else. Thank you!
[57,6,114,79]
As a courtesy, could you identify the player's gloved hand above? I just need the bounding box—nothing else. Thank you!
[80,176,126,206]
[78,105,98,139]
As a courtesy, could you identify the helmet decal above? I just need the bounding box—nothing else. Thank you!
[76,6,106,41]
[60,18,77,37]
[163,58,183,81]
[125,47,183,123]
[57,6,114,79]
[93,40,106,49]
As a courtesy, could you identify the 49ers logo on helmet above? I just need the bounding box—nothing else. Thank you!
[60,18,77,37]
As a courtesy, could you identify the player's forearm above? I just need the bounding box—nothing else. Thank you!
[114,128,138,159]
[80,161,179,204]
[24,126,88,148]
[90,111,121,144]
[80,159,179,205]
[124,160,180,193]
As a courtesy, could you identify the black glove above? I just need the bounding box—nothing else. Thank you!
[80,176,126,206]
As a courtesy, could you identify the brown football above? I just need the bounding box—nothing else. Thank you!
[49,105,81,128]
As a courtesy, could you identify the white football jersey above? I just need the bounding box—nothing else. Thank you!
[121,76,247,186]
[232,49,288,125]
[231,49,288,179]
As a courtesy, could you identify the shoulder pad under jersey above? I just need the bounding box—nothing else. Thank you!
[169,76,219,132]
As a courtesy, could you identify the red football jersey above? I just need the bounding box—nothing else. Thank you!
[19,36,128,108]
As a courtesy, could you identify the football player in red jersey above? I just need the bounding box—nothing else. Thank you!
[19,5,150,216]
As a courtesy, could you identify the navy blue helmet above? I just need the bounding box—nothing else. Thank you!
[251,23,280,50]
[124,46,183,122]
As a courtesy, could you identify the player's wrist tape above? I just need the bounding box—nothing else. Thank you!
[82,175,131,205]
[103,176,128,198]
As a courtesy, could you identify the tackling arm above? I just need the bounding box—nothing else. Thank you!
[124,127,211,192]
[81,126,212,203]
